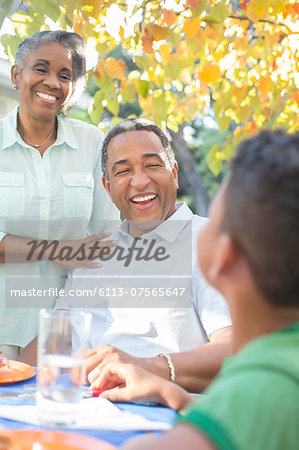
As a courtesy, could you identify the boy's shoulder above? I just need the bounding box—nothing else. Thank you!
[180,325,299,450]
[226,322,299,383]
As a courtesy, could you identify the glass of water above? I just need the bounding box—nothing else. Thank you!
[37,309,91,426]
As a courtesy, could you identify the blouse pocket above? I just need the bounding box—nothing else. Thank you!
[0,172,25,218]
[62,172,94,218]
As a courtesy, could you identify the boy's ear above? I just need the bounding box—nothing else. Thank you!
[208,233,241,282]
[102,175,112,200]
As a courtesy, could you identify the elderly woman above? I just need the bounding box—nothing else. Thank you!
[0,30,119,360]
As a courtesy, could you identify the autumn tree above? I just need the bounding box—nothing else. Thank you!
[1,0,298,213]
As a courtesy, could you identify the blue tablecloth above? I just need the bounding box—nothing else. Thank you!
[0,372,177,448]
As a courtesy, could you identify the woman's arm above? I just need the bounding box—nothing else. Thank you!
[0,233,115,268]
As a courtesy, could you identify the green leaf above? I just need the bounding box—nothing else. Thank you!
[0,33,21,62]
[95,73,113,93]
[209,2,229,23]
[26,14,45,36]
[122,83,137,103]
[138,80,149,98]
[164,61,180,80]
[191,0,208,18]
[206,143,222,176]
[106,95,119,116]
[111,116,123,127]
[217,116,230,131]
[152,93,168,121]
[0,0,14,28]
[88,90,105,124]
[0,11,5,30]
[134,55,152,71]
[236,105,252,124]
[44,0,61,23]
[27,0,60,22]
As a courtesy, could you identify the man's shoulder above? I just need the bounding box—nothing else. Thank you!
[190,213,209,234]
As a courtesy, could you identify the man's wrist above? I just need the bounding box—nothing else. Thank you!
[139,355,171,380]
[157,353,176,383]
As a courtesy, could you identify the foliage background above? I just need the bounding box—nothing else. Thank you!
[1,0,298,214]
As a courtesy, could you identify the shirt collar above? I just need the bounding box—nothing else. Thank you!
[2,106,78,150]
[119,202,194,242]
[55,114,79,150]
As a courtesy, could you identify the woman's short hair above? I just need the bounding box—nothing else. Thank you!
[14,30,86,115]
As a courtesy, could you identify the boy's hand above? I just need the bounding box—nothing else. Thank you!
[89,362,192,411]
[89,362,167,404]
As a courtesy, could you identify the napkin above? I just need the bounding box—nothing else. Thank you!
[0,397,172,431]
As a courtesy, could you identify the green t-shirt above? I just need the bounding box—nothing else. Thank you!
[179,322,299,450]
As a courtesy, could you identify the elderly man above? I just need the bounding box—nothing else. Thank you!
[56,118,232,392]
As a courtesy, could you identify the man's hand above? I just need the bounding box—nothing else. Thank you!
[86,344,150,385]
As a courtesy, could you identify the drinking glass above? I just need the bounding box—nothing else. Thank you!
[36,309,91,426]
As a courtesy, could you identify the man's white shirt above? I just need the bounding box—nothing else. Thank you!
[56,203,231,356]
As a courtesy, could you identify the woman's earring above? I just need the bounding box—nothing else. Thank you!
[13,84,18,90]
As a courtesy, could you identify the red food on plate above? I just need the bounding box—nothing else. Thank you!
[0,352,9,369]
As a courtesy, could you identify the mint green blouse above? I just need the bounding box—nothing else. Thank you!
[0,106,119,347]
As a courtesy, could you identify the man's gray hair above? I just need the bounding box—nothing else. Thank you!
[102,118,175,179]
[14,30,86,115]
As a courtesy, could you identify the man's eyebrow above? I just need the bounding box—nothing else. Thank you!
[142,153,163,161]
[111,153,165,173]
[112,159,129,172]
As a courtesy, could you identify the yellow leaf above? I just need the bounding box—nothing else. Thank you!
[73,19,82,35]
[142,35,154,53]
[119,25,125,41]
[207,144,222,176]
[247,0,271,20]
[291,91,299,106]
[143,23,169,42]
[94,56,105,79]
[203,25,223,42]
[199,64,221,84]
[236,105,252,124]
[104,57,127,80]
[183,17,202,38]
[258,76,272,99]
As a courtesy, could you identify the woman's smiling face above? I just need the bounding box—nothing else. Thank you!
[11,41,73,121]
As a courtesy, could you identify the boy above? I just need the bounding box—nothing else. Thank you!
[91,130,299,450]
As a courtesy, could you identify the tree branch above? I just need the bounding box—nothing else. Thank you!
[229,14,298,35]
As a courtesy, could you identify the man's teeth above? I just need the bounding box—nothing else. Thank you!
[36,92,57,101]
[132,194,156,203]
